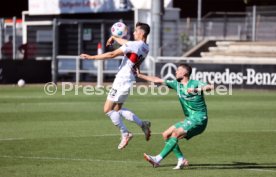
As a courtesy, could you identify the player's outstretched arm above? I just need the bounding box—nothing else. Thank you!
[136,68,164,84]
[106,36,128,46]
[202,84,214,92]
[80,48,123,60]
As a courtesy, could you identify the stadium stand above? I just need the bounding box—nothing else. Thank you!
[200,41,276,59]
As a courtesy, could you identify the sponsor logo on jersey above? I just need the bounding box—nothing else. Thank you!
[142,47,148,53]
[126,52,138,63]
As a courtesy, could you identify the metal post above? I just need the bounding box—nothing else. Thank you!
[197,0,202,41]
[150,56,156,76]
[193,23,197,46]
[0,18,3,59]
[76,23,82,84]
[151,0,162,58]
[252,5,256,41]
[150,0,163,76]
[97,23,105,87]
[238,25,242,40]
[76,56,80,85]
[223,13,228,39]
[12,17,16,60]
[77,23,82,57]
[52,18,58,83]
[22,12,27,44]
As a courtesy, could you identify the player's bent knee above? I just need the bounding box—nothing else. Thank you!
[162,131,172,140]
[171,131,178,138]
[162,132,168,140]
[171,129,182,138]
[104,105,113,114]
[172,128,186,139]
[103,107,111,114]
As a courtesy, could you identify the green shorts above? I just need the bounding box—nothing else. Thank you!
[174,113,208,140]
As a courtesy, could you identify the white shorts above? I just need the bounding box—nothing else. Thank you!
[107,78,133,103]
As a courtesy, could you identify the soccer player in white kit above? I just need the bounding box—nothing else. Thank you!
[80,22,151,150]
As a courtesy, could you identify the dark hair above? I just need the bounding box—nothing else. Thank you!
[178,64,192,77]
[136,22,150,38]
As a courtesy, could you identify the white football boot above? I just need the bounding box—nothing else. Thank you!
[173,159,189,170]
[143,153,160,168]
[118,132,133,150]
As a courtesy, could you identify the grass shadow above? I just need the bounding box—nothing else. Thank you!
[159,162,276,170]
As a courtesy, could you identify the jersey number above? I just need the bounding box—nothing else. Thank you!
[109,88,117,97]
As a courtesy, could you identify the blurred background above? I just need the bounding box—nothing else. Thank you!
[0,0,276,89]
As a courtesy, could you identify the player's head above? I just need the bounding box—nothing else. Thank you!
[176,64,192,81]
[133,22,150,41]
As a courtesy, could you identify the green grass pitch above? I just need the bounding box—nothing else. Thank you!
[0,85,276,177]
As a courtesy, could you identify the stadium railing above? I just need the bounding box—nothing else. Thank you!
[56,55,153,85]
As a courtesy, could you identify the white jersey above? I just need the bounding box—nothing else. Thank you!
[116,40,149,81]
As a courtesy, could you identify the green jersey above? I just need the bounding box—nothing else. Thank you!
[165,79,208,119]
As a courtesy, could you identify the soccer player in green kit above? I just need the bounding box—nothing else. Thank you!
[136,64,214,170]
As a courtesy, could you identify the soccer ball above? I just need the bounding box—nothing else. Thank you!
[17,79,25,87]
[111,22,127,38]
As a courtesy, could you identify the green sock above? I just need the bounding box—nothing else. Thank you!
[172,144,183,159]
[160,137,178,158]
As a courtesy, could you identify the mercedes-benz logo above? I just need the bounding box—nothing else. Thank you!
[160,63,177,80]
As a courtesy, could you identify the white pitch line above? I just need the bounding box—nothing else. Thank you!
[87,132,161,137]
[0,155,143,164]
[1,130,276,141]
[246,169,276,173]
[0,132,162,141]
[211,130,276,133]
[0,138,25,141]
[243,130,276,132]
